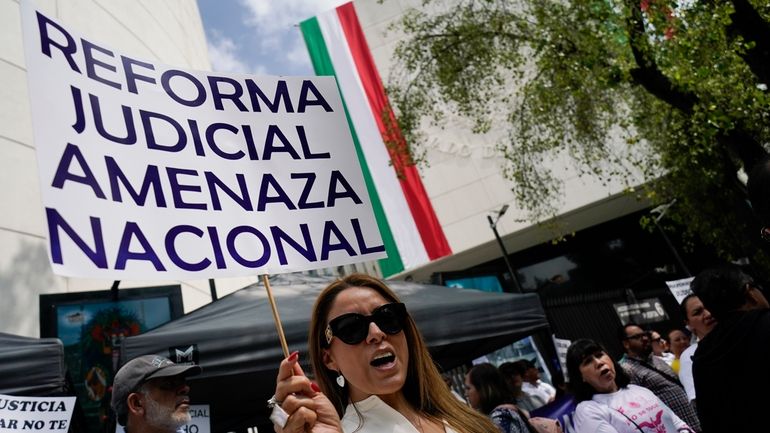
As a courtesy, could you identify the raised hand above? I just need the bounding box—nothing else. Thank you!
[273,352,343,433]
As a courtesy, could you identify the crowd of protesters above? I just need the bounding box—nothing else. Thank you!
[107,159,770,433]
[109,264,767,433]
[108,261,769,433]
[112,266,770,433]
[98,159,770,433]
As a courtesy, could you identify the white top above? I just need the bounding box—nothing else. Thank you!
[341,395,459,433]
[655,352,676,366]
[678,343,698,401]
[573,384,690,433]
[522,380,556,404]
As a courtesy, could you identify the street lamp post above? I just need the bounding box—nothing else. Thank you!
[488,205,523,293]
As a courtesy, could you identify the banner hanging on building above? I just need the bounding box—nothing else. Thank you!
[301,2,452,276]
[21,1,386,279]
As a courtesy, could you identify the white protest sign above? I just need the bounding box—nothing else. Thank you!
[180,405,210,433]
[21,1,386,279]
[115,404,209,433]
[0,394,75,432]
[666,277,694,304]
[552,335,571,382]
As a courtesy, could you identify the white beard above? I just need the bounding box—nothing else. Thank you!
[143,395,190,432]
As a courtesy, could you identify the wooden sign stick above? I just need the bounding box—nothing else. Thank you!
[263,274,290,358]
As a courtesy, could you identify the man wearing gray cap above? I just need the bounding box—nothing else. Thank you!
[111,355,201,433]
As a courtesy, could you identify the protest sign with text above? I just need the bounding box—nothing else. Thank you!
[0,394,75,432]
[552,335,571,382]
[180,405,210,433]
[114,405,209,433]
[665,277,694,304]
[21,1,386,279]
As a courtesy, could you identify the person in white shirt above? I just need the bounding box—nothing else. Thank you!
[677,294,716,403]
[520,359,556,406]
[499,361,546,412]
[567,339,694,433]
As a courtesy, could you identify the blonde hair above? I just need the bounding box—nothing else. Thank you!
[308,273,498,433]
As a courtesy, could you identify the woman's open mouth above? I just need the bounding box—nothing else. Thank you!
[370,351,396,367]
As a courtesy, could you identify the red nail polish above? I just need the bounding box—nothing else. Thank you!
[288,351,299,361]
[311,382,320,392]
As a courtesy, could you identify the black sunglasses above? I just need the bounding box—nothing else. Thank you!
[325,303,408,345]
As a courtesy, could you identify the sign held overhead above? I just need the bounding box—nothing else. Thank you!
[21,1,386,279]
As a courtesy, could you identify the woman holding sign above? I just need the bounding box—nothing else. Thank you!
[271,273,498,433]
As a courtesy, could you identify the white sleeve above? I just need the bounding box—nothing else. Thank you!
[678,345,696,401]
[542,381,557,399]
[670,411,691,432]
[573,401,621,433]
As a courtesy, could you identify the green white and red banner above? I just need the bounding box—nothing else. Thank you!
[301,2,452,277]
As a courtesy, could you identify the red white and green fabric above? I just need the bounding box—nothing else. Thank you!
[300,2,451,277]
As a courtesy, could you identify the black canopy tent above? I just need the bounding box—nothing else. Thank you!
[0,332,67,396]
[119,274,549,432]
[0,332,87,432]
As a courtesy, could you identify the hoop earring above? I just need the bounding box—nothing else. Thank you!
[336,371,346,388]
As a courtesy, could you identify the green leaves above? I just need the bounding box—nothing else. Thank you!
[388,0,770,262]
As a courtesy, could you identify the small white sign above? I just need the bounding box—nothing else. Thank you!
[114,404,209,433]
[0,394,76,432]
[666,277,694,304]
[179,405,210,433]
[613,298,669,325]
[552,335,571,382]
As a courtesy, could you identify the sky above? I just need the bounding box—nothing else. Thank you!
[197,0,349,76]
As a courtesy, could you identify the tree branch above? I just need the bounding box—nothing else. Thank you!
[625,1,698,113]
[625,1,766,170]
